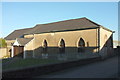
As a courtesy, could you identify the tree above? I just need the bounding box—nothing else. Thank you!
[0,38,7,48]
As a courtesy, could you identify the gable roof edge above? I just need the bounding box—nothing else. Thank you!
[100,26,113,32]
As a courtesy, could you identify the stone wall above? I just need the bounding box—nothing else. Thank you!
[100,27,113,50]
[24,28,98,57]
[0,48,8,59]
[99,27,113,57]
[24,34,34,38]
[24,27,113,58]
[24,39,34,58]
[6,40,15,57]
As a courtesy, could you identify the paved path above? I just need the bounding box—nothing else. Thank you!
[36,56,118,78]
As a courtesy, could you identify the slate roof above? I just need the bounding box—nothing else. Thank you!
[24,17,100,34]
[5,17,112,40]
[17,38,33,46]
[4,28,33,40]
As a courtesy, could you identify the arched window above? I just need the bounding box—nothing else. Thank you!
[78,38,85,47]
[42,40,48,53]
[59,39,65,53]
[78,38,85,53]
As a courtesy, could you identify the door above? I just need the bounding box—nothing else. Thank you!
[14,46,24,57]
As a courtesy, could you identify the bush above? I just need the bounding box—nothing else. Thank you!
[0,38,7,48]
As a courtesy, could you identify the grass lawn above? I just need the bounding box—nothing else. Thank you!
[2,58,63,71]
[2,53,99,71]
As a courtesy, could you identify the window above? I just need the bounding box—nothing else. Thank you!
[78,38,85,47]
[20,35,24,38]
[42,40,48,53]
[59,39,65,53]
[78,38,85,53]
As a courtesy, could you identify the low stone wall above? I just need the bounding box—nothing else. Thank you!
[0,48,8,59]
[2,57,101,78]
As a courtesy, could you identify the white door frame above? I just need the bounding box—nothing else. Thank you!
[11,46,14,57]
[23,47,26,59]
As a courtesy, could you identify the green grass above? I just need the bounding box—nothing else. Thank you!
[2,53,99,71]
[2,58,63,71]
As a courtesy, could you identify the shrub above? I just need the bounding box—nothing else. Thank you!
[0,38,7,48]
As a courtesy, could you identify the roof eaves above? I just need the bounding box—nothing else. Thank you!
[100,26,113,32]
[25,26,99,35]
[4,30,16,40]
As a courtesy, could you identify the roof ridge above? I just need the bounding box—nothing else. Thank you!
[36,17,87,26]
[24,17,102,35]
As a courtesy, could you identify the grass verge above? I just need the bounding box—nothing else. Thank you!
[2,58,63,71]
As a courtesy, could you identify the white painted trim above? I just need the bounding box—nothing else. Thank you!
[33,37,35,58]
[24,38,34,58]
[32,40,35,58]
[13,39,21,46]
[11,46,14,57]
[32,38,35,58]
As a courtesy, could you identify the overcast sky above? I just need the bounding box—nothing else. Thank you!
[1,2,118,40]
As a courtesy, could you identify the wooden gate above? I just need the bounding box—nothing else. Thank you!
[13,46,24,57]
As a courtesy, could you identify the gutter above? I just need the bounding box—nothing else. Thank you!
[24,27,99,35]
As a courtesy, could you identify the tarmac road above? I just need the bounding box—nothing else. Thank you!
[36,56,118,78]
